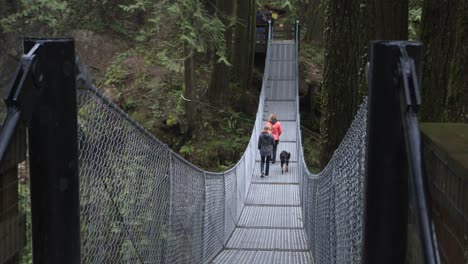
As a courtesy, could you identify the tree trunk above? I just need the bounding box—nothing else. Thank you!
[233,0,255,90]
[209,0,235,102]
[319,0,409,167]
[357,0,376,98]
[373,1,409,39]
[357,0,408,97]
[445,0,467,122]
[420,0,467,122]
[320,0,362,167]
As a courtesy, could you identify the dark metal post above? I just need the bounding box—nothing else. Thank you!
[295,20,300,51]
[362,41,422,264]
[26,38,80,263]
[268,20,272,42]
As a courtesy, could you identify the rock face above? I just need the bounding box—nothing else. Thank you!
[0,30,128,121]
[71,30,128,80]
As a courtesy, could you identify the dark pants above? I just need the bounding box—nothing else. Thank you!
[260,155,271,175]
[272,140,279,163]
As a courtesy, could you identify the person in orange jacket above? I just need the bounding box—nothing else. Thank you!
[266,113,282,164]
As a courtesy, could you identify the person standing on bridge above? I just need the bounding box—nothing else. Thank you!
[266,113,282,164]
[258,125,274,177]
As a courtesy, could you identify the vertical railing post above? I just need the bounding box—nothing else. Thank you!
[268,20,272,42]
[26,38,80,263]
[362,41,422,263]
[166,149,173,264]
[295,20,300,51]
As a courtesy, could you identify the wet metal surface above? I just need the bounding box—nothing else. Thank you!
[238,206,303,228]
[212,41,311,264]
[246,184,300,206]
[226,228,308,250]
[212,250,313,264]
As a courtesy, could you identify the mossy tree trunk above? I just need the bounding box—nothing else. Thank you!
[233,0,255,90]
[320,0,408,167]
[374,1,409,39]
[209,0,236,102]
[357,0,408,96]
[420,0,467,122]
[320,0,362,167]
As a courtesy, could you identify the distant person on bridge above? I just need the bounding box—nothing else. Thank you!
[258,125,274,177]
[256,10,263,24]
[266,113,282,164]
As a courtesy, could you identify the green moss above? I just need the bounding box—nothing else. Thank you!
[421,123,468,154]
[166,114,179,127]
[421,123,468,175]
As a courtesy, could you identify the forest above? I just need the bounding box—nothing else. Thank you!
[0,0,467,263]
[0,0,466,172]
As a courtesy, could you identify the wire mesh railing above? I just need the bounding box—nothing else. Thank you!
[298,100,368,264]
[76,22,272,263]
[281,20,369,263]
[294,23,440,263]
[0,28,441,264]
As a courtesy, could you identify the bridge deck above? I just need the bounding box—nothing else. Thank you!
[212,42,313,263]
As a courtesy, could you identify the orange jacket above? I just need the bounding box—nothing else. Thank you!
[266,118,282,140]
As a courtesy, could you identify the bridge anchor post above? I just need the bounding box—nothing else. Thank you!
[25,38,81,264]
[362,41,423,264]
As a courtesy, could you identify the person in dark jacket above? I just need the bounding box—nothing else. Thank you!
[258,125,274,177]
[266,113,282,164]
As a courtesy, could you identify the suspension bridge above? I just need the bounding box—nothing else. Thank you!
[0,22,440,264]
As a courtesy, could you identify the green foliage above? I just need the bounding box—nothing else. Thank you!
[156,49,184,73]
[103,61,128,87]
[301,42,325,67]
[0,0,152,36]
[0,0,70,34]
[258,0,297,18]
[155,0,228,69]
[409,7,422,40]
[180,144,194,156]
[179,107,251,171]
[302,134,321,173]
[119,0,152,13]
[222,116,246,135]
[19,183,32,264]
[166,113,179,127]
[64,0,146,35]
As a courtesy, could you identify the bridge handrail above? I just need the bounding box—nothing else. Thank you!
[295,38,441,263]
[75,27,274,263]
[0,30,441,264]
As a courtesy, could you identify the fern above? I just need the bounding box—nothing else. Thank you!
[0,0,70,34]
[408,7,422,40]
[119,0,151,13]
[150,0,228,71]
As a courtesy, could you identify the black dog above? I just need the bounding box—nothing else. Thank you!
[280,151,290,174]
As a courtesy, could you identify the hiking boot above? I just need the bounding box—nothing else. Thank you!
[261,172,265,178]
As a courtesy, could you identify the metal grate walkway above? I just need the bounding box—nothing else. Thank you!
[212,41,313,263]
